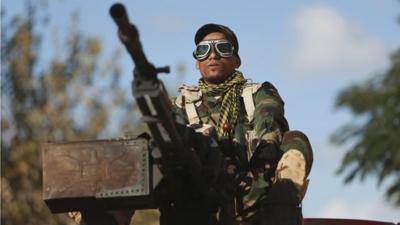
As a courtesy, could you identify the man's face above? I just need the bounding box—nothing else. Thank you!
[196,32,241,85]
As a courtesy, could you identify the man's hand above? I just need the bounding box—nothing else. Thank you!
[67,212,82,224]
[249,141,282,178]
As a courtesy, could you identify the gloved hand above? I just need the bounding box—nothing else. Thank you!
[249,141,282,177]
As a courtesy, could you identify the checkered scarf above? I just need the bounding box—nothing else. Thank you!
[198,71,247,137]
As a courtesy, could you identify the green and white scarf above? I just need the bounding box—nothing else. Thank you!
[198,71,247,137]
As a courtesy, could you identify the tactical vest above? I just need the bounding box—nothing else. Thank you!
[174,83,263,158]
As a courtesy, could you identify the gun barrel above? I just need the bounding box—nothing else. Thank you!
[110,3,155,78]
[110,3,134,36]
[109,3,205,198]
[109,3,127,23]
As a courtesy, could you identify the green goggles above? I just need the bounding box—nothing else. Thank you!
[193,39,235,61]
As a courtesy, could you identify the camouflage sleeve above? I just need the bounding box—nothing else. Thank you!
[253,82,289,145]
[237,83,290,218]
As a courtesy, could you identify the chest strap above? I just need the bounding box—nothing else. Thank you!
[182,83,262,126]
[177,84,202,126]
[242,84,262,122]
[242,86,255,122]
[186,102,201,125]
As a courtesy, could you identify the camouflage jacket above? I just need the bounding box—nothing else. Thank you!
[171,79,290,221]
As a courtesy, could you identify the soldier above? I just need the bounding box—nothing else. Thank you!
[171,23,313,225]
[69,23,313,225]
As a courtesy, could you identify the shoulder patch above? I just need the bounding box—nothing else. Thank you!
[259,81,282,100]
[260,81,279,93]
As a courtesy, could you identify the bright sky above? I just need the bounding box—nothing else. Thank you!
[3,0,400,222]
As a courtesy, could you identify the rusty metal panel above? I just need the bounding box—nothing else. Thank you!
[42,138,156,213]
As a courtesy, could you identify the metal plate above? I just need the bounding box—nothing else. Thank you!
[42,138,153,212]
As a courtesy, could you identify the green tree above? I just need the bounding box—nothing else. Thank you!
[1,2,140,224]
[331,48,400,206]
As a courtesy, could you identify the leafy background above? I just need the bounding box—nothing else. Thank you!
[1,0,399,224]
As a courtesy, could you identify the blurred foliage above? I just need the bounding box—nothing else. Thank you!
[0,1,149,225]
[331,47,400,206]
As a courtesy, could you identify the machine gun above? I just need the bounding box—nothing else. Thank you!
[109,3,208,202]
[42,3,208,214]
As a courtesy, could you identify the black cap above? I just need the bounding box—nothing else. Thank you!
[194,23,239,56]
